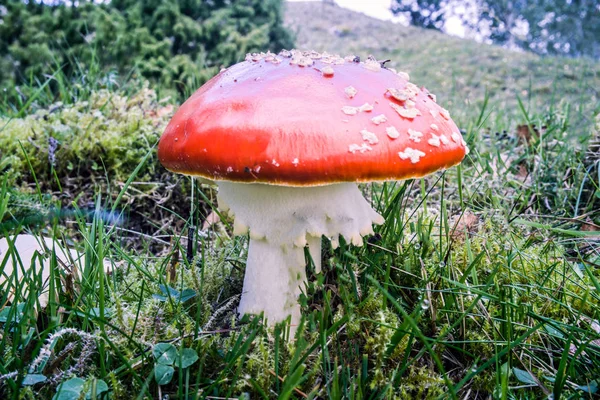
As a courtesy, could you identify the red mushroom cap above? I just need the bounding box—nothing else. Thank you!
[158,50,467,186]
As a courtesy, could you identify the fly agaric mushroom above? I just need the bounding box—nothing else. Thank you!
[158,50,467,329]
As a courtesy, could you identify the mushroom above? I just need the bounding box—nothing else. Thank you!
[157,50,467,330]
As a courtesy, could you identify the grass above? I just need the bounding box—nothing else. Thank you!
[1,2,600,399]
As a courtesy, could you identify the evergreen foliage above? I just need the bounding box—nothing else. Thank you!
[0,0,293,104]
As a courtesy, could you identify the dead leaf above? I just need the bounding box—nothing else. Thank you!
[516,124,545,144]
[581,218,600,232]
[450,211,480,240]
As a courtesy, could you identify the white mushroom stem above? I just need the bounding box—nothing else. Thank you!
[216,182,384,330]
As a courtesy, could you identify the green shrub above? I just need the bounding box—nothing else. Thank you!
[0,0,294,108]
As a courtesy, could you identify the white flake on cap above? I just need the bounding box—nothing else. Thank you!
[306,50,322,59]
[408,129,424,142]
[404,83,420,98]
[290,52,314,67]
[440,134,450,145]
[440,107,451,120]
[389,102,421,119]
[387,88,409,102]
[342,103,373,115]
[386,126,400,139]
[360,129,379,144]
[349,143,373,153]
[342,106,358,115]
[371,114,387,125]
[430,124,439,131]
[226,167,233,173]
[397,71,410,80]
[264,52,282,64]
[398,147,426,163]
[428,133,441,147]
[292,158,299,166]
[321,66,334,76]
[358,103,374,112]
[345,86,358,98]
[364,59,381,72]
[451,132,462,143]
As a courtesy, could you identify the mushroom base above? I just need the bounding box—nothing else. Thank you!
[216,182,384,330]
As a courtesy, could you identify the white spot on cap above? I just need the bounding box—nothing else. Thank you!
[345,86,358,98]
[361,129,379,144]
[364,59,381,72]
[349,143,373,153]
[246,52,263,62]
[440,134,450,145]
[408,129,424,142]
[387,88,409,102]
[386,126,400,139]
[342,106,358,115]
[254,166,261,173]
[292,158,299,166]
[428,133,441,147]
[290,52,314,67]
[430,108,439,118]
[272,159,280,167]
[371,114,387,125]
[452,132,462,143]
[390,102,421,119]
[298,57,314,67]
[440,107,451,120]
[405,83,420,98]
[398,147,426,163]
[321,66,334,76]
[358,103,374,112]
[430,124,439,131]
[226,167,233,173]
[397,71,410,80]
[427,91,437,102]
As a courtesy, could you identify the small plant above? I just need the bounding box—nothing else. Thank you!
[152,343,199,386]
[52,377,109,400]
[152,284,197,304]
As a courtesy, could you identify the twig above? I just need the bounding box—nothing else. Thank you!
[268,370,308,398]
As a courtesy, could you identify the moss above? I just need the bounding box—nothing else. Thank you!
[0,87,170,187]
[395,365,446,399]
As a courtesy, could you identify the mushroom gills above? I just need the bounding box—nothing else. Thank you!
[216,182,384,328]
